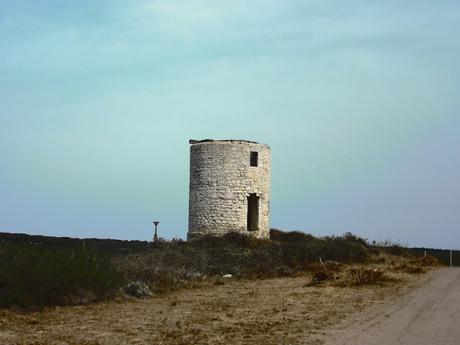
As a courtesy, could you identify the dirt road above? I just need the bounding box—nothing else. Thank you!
[0,274,402,345]
[0,266,447,345]
[325,268,460,345]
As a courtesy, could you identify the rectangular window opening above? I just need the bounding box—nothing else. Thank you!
[250,151,258,167]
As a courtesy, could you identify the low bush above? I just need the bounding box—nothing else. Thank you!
[0,243,122,308]
[419,254,440,267]
[269,229,316,243]
[391,254,440,275]
[307,264,393,287]
[393,264,425,274]
[308,263,340,285]
[117,231,369,292]
[333,268,390,287]
[0,229,402,307]
[270,230,369,263]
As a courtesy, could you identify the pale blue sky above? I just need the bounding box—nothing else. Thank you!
[1,1,459,248]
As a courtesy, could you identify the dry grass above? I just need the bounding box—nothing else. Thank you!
[0,245,438,345]
[0,230,441,311]
[391,254,440,275]
[0,272,421,345]
[333,268,392,287]
[307,252,438,288]
[308,265,393,287]
[393,263,426,274]
[308,262,342,284]
[419,254,441,267]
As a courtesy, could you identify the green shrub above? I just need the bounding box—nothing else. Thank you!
[270,229,316,243]
[0,230,373,305]
[0,243,122,307]
[270,230,368,263]
[115,230,370,293]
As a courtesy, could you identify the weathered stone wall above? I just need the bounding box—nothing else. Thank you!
[188,140,271,239]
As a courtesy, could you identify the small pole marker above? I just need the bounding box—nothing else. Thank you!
[153,220,160,242]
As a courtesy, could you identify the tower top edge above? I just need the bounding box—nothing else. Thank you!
[189,139,268,146]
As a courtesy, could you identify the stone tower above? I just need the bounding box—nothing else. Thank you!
[188,139,271,240]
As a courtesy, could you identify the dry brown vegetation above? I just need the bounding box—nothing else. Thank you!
[0,230,441,308]
[0,253,438,345]
[307,251,440,288]
[0,230,441,344]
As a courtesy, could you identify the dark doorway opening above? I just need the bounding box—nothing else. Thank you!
[247,193,259,231]
[250,151,258,167]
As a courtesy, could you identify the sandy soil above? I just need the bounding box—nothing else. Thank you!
[0,271,420,345]
[325,267,460,345]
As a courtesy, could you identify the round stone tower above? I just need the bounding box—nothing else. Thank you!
[188,139,271,240]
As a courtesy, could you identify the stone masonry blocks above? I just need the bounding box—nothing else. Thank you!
[188,139,271,240]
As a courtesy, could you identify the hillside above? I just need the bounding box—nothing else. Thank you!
[0,229,440,308]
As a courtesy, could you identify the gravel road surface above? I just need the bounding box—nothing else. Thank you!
[326,268,460,345]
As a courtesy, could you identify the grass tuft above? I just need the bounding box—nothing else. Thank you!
[333,268,391,287]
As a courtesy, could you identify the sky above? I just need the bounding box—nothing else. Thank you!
[0,0,459,248]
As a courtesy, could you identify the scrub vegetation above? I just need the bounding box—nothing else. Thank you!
[0,230,440,309]
[0,243,122,308]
